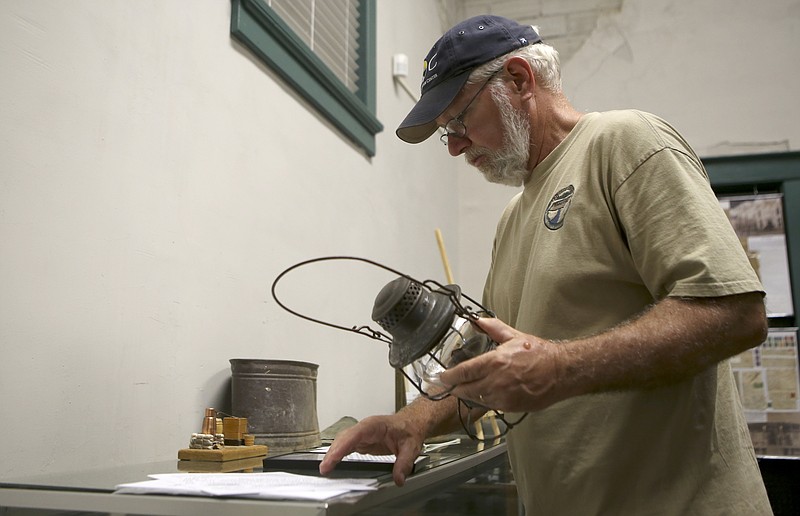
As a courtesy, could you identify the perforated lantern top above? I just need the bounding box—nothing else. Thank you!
[371,277,459,368]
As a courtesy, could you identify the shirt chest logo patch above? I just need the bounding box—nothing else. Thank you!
[544,185,575,230]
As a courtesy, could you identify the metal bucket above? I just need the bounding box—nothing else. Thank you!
[230,359,321,452]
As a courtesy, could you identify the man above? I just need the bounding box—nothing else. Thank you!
[321,15,772,514]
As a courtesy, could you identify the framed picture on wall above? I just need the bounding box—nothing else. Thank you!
[719,193,794,318]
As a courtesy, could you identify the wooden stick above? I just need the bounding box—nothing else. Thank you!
[434,228,486,440]
[434,228,455,284]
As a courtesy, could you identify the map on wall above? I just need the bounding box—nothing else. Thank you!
[731,329,800,457]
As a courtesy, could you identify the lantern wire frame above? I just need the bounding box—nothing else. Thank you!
[271,255,528,441]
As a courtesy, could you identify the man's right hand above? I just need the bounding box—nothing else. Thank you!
[319,414,426,486]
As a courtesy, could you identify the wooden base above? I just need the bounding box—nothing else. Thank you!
[177,456,264,473]
[177,445,268,462]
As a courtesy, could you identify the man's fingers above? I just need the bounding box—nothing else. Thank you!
[438,354,485,387]
[474,316,517,343]
[391,441,422,486]
[319,444,347,475]
[319,427,366,475]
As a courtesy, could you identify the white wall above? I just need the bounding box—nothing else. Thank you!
[457,0,800,302]
[565,0,800,156]
[0,0,453,477]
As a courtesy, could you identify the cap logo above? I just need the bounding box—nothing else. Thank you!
[425,53,438,72]
[544,185,575,230]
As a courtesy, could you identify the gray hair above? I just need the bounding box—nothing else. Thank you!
[469,41,562,93]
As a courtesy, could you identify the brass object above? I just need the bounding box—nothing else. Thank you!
[201,408,216,434]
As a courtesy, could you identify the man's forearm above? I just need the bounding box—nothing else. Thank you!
[558,292,767,397]
[397,393,485,438]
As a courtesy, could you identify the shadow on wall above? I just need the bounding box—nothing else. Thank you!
[202,367,233,415]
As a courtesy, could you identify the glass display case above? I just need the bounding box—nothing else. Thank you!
[0,436,519,516]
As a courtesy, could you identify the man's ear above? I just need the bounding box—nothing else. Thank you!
[504,56,536,101]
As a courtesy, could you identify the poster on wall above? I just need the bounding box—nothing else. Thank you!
[731,328,800,457]
[718,193,794,317]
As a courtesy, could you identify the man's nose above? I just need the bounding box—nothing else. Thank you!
[447,134,470,156]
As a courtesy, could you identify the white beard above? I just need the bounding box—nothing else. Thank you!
[465,87,532,187]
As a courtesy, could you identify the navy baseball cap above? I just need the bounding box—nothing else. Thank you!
[396,15,541,144]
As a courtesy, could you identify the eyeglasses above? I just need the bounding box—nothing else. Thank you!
[439,69,501,146]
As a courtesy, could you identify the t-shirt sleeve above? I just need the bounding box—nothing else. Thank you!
[614,146,763,299]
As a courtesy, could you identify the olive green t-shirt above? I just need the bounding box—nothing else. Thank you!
[483,111,771,515]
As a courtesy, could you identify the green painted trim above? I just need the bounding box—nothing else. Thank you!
[704,151,800,185]
[230,0,383,156]
[358,0,377,113]
[704,151,800,325]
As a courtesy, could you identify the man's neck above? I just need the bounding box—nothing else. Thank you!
[528,94,584,170]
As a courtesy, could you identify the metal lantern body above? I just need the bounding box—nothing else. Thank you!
[371,277,495,397]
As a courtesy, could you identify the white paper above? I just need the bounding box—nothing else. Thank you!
[114,471,378,501]
[422,439,461,452]
[307,447,399,463]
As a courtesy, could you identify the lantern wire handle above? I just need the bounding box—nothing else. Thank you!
[270,255,491,345]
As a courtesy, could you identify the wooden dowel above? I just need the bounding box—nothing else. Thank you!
[435,228,455,284]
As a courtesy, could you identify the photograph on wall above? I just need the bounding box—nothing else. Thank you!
[719,193,794,317]
[731,328,800,457]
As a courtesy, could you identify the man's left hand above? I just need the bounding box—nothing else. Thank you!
[437,317,568,412]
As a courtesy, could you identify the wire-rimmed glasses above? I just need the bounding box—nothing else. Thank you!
[439,68,501,146]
